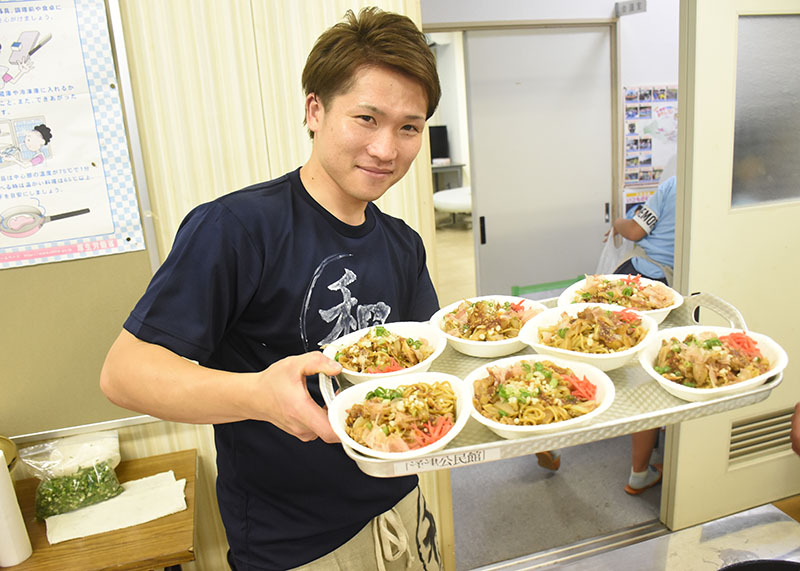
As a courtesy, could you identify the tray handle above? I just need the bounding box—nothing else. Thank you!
[319,373,338,408]
[678,292,748,329]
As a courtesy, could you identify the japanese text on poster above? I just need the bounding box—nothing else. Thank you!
[0,0,144,269]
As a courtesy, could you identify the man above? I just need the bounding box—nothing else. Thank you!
[611,175,677,494]
[100,8,442,570]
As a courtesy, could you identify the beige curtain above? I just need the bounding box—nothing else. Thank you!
[115,1,449,569]
[118,0,437,263]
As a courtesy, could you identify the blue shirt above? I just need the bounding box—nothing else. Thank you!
[629,176,676,279]
[124,168,439,570]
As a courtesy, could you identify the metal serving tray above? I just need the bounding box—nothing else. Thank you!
[324,293,782,478]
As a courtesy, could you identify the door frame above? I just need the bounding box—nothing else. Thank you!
[664,0,800,530]
[425,19,622,295]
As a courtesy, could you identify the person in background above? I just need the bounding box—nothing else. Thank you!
[611,174,677,494]
[791,402,800,457]
[101,8,443,570]
[611,175,676,285]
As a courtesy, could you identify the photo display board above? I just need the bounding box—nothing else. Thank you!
[623,85,678,213]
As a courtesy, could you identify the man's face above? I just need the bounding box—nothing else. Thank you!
[306,65,428,205]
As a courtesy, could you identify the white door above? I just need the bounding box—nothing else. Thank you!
[464,25,616,295]
[662,0,800,530]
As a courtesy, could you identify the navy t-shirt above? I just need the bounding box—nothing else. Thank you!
[124,168,439,570]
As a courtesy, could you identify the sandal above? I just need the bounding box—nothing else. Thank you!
[536,450,561,471]
[625,463,663,495]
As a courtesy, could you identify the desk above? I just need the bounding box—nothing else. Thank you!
[12,449,197,571]
[432,163,465,191]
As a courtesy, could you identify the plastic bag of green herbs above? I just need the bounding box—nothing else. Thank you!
[18,431,124,519]
[33,460,123,519]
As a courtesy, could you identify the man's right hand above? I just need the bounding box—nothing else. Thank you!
[101,331,342,443]
[249,352,343,443]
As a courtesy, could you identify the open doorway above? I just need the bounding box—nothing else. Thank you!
[423,3,681,568]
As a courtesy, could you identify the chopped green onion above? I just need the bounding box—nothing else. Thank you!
[366,387,403,400]
[34,461,124,520]
[497,383,510,402]
[534,361,553,380]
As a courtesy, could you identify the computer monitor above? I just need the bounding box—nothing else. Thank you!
[429,125,450,159]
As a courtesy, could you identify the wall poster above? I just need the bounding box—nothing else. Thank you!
[623,85,678,215]
[0,0,144,269]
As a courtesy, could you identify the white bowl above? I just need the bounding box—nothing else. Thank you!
[518,303,658,372]
[328,372,471,460]
[558,274,683,324]
[464,354,615,440]
[322,321,447,384]
[429,295,547,358]
[638,325,789,402]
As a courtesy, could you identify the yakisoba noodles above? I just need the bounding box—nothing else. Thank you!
[345,381,457,452]
[539,306,647,354]
[654,331,771,389]
[572,274,674,310]
[473,359,599,426]
[334,325,434,374]
[441,298,542,341]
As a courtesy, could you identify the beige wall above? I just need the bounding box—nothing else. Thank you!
[114,1,449,569]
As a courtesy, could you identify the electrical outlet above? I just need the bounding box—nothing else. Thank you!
[615,0,647,17]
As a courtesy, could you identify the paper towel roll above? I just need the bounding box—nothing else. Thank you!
[0,449,32,567]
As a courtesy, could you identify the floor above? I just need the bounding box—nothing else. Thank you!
[433,213,476,308]
[432,220,800,570]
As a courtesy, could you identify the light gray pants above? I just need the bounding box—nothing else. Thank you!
[290,487,442,571]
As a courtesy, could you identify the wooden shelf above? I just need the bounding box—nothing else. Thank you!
[12,449,197,571]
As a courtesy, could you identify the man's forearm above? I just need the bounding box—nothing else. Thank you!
[100,330,256,424]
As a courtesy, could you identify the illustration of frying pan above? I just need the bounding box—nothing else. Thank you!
[0,204,90,238]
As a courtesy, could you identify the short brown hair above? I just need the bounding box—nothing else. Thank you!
[302,7,440,136]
